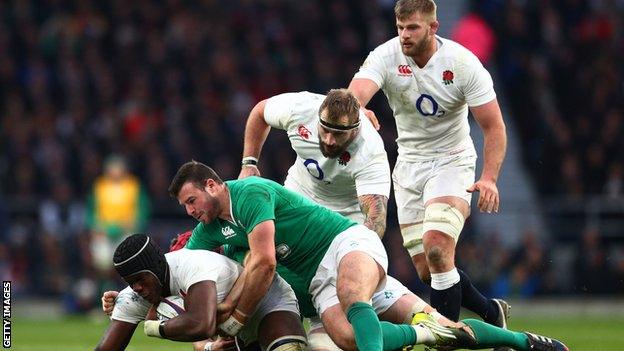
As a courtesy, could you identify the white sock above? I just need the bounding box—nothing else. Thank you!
[430,267,460,290]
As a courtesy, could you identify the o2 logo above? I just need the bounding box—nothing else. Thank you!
[304,159,324,180]
[415,94,445,117]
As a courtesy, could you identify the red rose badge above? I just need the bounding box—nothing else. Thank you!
[338,151,351,166]
[442,70,454,85]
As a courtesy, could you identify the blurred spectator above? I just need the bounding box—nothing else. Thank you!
[478,0,624,197]
[86,155,150,273]
[574,227,612,294]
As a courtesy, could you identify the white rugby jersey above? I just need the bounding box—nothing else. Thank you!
[264,91,391,222]
[111,249,242,324]
[353,36,496,161]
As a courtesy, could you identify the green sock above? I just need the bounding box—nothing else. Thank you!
[380,321,417,350]
[462,318,530,350]
[347,302,383,351]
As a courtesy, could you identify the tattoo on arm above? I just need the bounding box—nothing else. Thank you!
[359,194,388,238]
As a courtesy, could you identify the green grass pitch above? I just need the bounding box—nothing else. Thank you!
[9,315,624,350]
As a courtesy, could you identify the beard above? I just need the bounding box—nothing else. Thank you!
[197,196,221,224]
[401,31,432,57]
[319,142,345,158]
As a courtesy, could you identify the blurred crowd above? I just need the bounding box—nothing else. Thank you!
[0,0,622,311]
[477,0,624,197]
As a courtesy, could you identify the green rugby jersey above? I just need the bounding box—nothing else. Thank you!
[186,176,356,293]
[223,244,317,318]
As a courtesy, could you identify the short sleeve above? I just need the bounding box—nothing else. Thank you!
[174,250,222,292]
[353,153,391,197]
[110,287,150,324]
[185,223,221,250]
[236,184,276,233]
[352,47,387,90]
[264,93,299,130]
[460,57,496,107]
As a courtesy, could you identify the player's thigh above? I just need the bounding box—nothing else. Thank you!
[257,310,306,348]
[392,160,428,225]
[310,225,388,314]
[423,153,476,218]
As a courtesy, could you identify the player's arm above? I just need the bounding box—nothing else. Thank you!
[229,221,276,325]
[358,194,389,238]
[158,280,218,341]
[348,78,380,108]
[468,99,507,213]
[216,267,248,323]
[94,320,137,351]
[240,99,270,178]
[348,79,382,130]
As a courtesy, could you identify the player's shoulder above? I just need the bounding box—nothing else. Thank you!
[229,177,280,199]
[436,36,483,67]
[166,248,235,270]
[369,37,403,62]
[351,114,388,163]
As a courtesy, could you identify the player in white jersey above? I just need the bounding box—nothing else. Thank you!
[348,0,510,342]
[238,89,438,350]
[94,234,306,351]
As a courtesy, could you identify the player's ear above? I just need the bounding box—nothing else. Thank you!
[430,20,439,34]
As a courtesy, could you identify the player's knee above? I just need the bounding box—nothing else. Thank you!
[423,203,465,241]
[401,223,424,257]
[267,336,308,351]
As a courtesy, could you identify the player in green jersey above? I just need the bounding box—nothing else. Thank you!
[169,161,437,351]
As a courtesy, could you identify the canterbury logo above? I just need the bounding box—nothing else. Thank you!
[221,226,236,238]
[398,65,412,75]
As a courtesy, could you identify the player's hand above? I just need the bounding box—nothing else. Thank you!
[466,179,499,213]
[216,301,234,324]
[238,165,260,179]
[204,336,237,351]
[361,107,380,130]
[101,290,119,315]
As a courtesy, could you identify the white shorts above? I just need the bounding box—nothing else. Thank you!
[239,274,300,345]
[393,151,475,253]
[393,151,476,225]
[307,275,410,333]
[309,225,388,315]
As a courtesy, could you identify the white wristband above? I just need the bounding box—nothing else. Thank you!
[218,315,245,336]
[144,320,163,338]
[204,341,215,351]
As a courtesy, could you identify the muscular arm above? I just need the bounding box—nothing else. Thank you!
[240,100,270,178]
[467,99,507,213]
[348,78,380,108]
[94,320,137,351]
[233,221,276,320]
[470,99,507,183]
[358,194,388,238]
[162,280,218,341]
